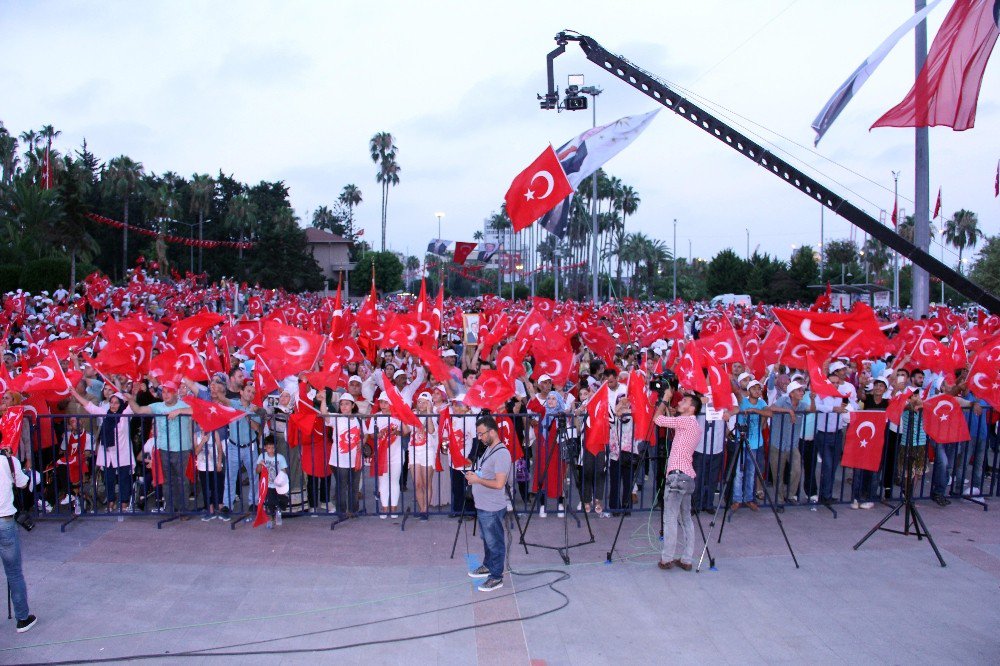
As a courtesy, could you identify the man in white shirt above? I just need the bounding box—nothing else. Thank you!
[814,369,856,506]
[1,444,38,633]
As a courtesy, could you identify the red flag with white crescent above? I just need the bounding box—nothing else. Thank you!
[921,394,971,444]
[842,411,888,472]
[504,145,574,232]
[252,467,270,528]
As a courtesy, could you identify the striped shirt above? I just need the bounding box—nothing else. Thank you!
[654,415,701,478]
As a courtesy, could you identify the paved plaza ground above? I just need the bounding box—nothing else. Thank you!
[2,499,998,664]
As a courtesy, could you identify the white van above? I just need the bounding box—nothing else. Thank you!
[709,293,752,308]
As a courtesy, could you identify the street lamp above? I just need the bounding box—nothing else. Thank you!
[579,83,602,303]
[435,212,445,292]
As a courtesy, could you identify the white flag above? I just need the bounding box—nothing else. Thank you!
[540,109,659,238]
[811,0,943,146]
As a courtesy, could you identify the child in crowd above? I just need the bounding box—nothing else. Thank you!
[256,435,289,528]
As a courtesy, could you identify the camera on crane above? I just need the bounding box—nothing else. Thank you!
[563,85,588,111]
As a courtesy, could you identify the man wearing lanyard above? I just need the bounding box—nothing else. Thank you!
[221,383,262,519]
[2,439,37,632]
[465,415,511,592]
[653,390,703,572]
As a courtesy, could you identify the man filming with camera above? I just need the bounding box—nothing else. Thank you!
[653,389,703,572]
[465,415,511,592]
[2,436,38,633]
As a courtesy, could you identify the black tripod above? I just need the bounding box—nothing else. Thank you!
[518,417,594,564]
[854,432,946,567]
[698,424,799,571]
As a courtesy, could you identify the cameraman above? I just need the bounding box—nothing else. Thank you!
[652,390,703,572]
[2,437,38,633]
[464,415,510,592]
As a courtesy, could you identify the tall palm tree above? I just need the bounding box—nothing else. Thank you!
[0,124,18,184]
[225,193,257,262]
[338,184,362,238]
[103,155,144,277]
[189,173,215,274]
[147,179,178,274]
[861,237,890,280]
[19,130,39,162]
[943,209,983,274]
[311,205,340,232]
[39,124,61,156]
[369,132,399,252]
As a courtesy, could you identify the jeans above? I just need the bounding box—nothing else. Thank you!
[815,430,843,502]
[0,518,30,621]
[931,442,952,496]
[851,470,876,502]
[223,443,257,510]
[733,446,762,503]
[661,472,694,564]
[200,469,225,509]
[104,466,133,506]
[692,451,722,510]
[477,508,506,579]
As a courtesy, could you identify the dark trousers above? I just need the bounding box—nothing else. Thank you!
[692,451,723,510]
[609,451,639,513]
[799,438,818,498]
[450,468,473,515]
[333,467,359,514]
[581,449,607,505]
[104,466,133,506]
[881,431,898,498]
[305,474,331,510]
[200,469,224,509]
[816,430,842,502]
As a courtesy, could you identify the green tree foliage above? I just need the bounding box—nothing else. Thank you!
[246,209,324,291]
[706,249,746,296]
[350,250,403,296]
[969,235,1000,296]
[788,245,819,300]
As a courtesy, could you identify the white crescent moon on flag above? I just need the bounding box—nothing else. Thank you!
[714,341,733,360]
[547,359,564,379]
[666,319,679,332]
[709,366,722,384]
[790,343,809,359]
[932,399,953,417]
[918,339,935,356]
[971,372,990,391]
[856,421,876,440]
[800,319,834,342]
[35,367,55,382]
[530,171,556,199]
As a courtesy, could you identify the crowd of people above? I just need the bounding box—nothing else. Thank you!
[0,268,997,536]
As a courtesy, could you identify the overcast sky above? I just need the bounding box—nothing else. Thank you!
[3,0,997,268]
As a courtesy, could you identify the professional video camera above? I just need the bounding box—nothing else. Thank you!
[648,369,679,399]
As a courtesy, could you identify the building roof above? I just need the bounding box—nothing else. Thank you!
[305,228,351,244]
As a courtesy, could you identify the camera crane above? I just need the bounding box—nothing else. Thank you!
[539,31,1000,314]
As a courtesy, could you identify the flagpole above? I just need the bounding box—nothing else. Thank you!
[892,171,900,309]
[911,0,931,318]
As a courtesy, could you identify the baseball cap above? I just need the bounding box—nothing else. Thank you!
[453,392,467,403]
[538,374,552,383]
[393,369,407,380]
[348,374,363,384]
[746,380,762,391]
[786,380,805,393]
[416,391,432,402]
[829,361,847,373]
[161,380,179,392]
[441,349,457,358]
[338,393,356,404]
[737,372,752,384]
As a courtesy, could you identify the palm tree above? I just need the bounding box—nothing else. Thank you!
[18,130,39,163]
[405,255,420,292]
[943,209,983,274]
[189,173,215,274]
[104,155,144,276]
[147,179,179,274]
[338,184,362,238]
[619,232,643,297]
[860,237,890,280]
[225,193,257,262]
[369,132,399,252]
[0,124,18,184]
[39,124,61,156]
[311,205,340,232]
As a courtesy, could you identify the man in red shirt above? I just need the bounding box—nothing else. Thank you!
[653,390,703,571]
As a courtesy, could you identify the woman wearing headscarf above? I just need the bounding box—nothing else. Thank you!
[71,387,135,512]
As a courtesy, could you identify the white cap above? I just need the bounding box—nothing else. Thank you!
[453,392,467,403]
[787,380,805,393]
[829,361,847,372]
[348,374,363,384]
[338,392,356,403]
[737,372,752,384]
[416,391,432,403]
[441,349,457,357]
[747,380,762,391]
[538,374,552,383]
[393,369,407,380]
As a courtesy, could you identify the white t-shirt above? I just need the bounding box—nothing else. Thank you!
[0,453,29,518]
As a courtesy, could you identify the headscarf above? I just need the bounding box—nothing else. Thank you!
[99,395,127,450]
[540,391,566,432]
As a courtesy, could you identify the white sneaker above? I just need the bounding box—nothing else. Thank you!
[809,495,819,504]
[539,506,547,518]
[59,495,71,506]
[380,514,387,520]
[970,487,982,497]
[275,511,282,526]
[850,500,860,509]
[506,501,513,512]
[557,503,565,517]
[576,502,582,511]
[860,502,874,510]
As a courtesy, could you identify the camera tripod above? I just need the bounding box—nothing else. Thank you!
[698,425,799,571]
[517,418,594,565]
[853,432,946,567]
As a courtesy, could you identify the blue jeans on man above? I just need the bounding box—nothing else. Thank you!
[477,508,506,579]
[931,441,953,497]
[733,446,762,503]
[815,429,843,503]
[223,442,258,510]
[1,517,30,621]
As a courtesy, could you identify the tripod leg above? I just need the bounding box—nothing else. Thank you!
[503,484,529,554]
[853,500,905,550]
[750,445,799,568]
[605,448,649,563]
[698,437,741,567]
[449,513,465,560]
[692,510,715,570]
[908,502,947,568]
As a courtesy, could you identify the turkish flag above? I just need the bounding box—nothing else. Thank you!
[169,312,224,347]
[287,399,324,448]
[909,329,951,372]
[948,330,969,370]
[806,353,841,399]
[627,371,654,441]
[676,341,709,395]
[701,351,733,409]
[381,381,422,429]
[662,311,685,341]
[464,369,516,412]
[700,324,746,366]
[323,337,365,368]
[0,406,25,454]
[504,144,574,232]
[496,415,524,462]
[495,338,529,382]
[186,395,247,433]
[453,242,478,266]
[933,187,942,219]
[886,387,915,426]
[260,321,324,377]
[246,296,264,318]
[584,382,610,455]
[439,408,471,467]
[967,354,1000,410]
[842,411,888,472]
[922,394,971,444]
[0,364,12,396]
[872,0,999,131]
[252,356,280,408]
[252,467,270,528]
[11,353,70,394]
[773,308,878,354]
[576,319,616,367]
[532,296,556,317]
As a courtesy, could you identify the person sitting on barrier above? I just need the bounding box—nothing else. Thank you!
[367,395,410,518]
[257,435,288,529]
[654,391,703,572]
[409,392,438,520]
